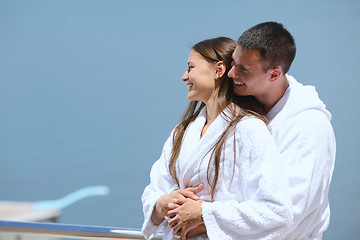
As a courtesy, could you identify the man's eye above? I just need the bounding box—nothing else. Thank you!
[188,66,193,72]
[240,66,249,73]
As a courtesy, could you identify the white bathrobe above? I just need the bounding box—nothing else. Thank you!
[267,75,336,240]
[142,106,293,240]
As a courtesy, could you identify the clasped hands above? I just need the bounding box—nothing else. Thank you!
[152,184,207,240]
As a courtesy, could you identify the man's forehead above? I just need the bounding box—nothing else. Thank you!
[234,47,261,61]
[232,46,241,60]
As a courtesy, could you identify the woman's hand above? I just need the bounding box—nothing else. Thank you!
[167,198,206,240]
[151,184,203,225]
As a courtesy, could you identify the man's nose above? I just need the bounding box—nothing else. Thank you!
[228,66,235,78]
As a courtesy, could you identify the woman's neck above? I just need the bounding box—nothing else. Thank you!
[204,96,219,125]
[200,103,219,138]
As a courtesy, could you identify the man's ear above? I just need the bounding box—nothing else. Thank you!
[269,67,283,82]
[215,61,226,79]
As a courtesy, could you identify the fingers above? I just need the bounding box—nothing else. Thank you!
[167,216,183,237]
[167,200,204,240]
[167,215,178,228]
[168,202,180,210]
[173,222,188,240]
[167,205,178,218]
[172,222,183,237]
[187,183,204,194]
[167,215,185,240]
[177,189,198,200]
[157,194,174,211]
[176,189,199,201]
[164,184,204,239]
[170,184,204,204]
[172,197,186,205]
[180,228,188,240]
[157,193,183,212]
[170,190,187,202]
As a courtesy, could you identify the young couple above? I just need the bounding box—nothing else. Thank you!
[142,22,336,240]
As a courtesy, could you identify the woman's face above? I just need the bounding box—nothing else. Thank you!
[181,50,216,103]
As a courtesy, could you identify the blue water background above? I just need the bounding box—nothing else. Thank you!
[1,0,359,239]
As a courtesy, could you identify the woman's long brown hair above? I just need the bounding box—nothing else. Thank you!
[169,37,268,200]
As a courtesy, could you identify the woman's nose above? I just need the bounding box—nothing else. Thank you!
[181,70,188,82]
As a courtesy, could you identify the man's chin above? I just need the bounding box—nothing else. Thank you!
[233,89,247,96]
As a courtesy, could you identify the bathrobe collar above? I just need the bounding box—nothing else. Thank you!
[178,105,232,189]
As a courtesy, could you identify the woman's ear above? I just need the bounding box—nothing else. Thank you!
[214,61,226,79]
[269,67,283,82]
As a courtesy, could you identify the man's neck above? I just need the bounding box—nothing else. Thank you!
[260,75,289,113]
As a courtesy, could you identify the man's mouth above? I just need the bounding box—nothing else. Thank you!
[233,80,245,86]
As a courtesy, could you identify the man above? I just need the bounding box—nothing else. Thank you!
[167,22,335,239]
[228,21,335,239]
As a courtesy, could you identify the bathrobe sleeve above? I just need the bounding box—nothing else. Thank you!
[202,118,293,240]
[141,132,178,240]
[277,110,336,235]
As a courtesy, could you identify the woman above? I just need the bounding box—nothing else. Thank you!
[141,37,292,240]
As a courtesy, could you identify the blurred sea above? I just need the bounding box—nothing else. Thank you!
[1,0,360,239]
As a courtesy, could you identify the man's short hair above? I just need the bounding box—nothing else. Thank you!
[238,21,296,74]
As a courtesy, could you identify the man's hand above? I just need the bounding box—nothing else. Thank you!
[151,184,203,225]
[167,198,206,240]
[186,223,207,239]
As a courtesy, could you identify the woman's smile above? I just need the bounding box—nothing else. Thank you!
[186,80,194,92]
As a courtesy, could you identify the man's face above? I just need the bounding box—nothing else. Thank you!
[228,46,271,101]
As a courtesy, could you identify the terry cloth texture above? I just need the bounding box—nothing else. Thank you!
[142,106,293,240]
[268,75,336,240]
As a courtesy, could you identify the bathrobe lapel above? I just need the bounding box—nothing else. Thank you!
[177,106,230,190]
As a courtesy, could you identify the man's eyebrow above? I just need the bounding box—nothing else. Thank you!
[238,64,249,71]
[231,55,249,71]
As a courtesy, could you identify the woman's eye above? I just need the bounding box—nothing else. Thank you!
[188,66,193,72]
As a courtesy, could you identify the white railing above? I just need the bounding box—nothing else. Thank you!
[0,220,163,240]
